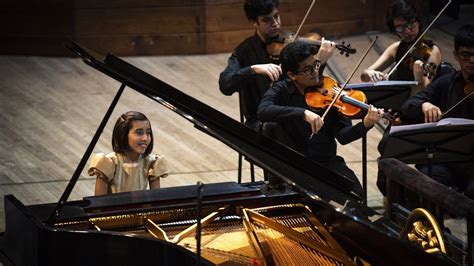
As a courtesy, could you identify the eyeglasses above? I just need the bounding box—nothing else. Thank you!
[394,19,417,34]
[297,60,321,76]
[457,51,474,61]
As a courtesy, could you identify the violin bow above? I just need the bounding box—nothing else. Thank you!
[293,0,316,41]
[321,36,379,120]
[441,91,474,118]
[386,0,452,79]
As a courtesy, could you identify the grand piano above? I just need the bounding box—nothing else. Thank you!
[0,41,455,265]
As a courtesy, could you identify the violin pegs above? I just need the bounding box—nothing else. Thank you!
[340,50,344,55]
[345,53,349,57]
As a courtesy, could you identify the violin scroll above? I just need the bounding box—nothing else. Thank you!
[339,41,356,57]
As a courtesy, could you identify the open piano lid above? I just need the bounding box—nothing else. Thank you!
[63,40,362,208]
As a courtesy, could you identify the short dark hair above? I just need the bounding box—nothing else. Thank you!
[112,111,154,156]
[280,42,318,76]
[244,0,279,22]
[386,0,419,33]
[454,24,474,52]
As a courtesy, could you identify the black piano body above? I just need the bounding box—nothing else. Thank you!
[0,42,455,266]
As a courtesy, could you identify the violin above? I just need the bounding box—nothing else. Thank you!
[403,38,437,79]
[266,31,356,61]
[305,76,397,123]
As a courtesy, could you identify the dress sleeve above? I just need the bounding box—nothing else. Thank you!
[148,154,168,181]
[87,153,116,182]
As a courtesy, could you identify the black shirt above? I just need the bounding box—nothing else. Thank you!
[402,71,474,121]
[257,79,370,162]
[219,33,274,126]
[391,40,415,81]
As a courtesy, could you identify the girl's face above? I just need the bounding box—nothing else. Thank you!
[127,120,152,160]
[393,17,419,42]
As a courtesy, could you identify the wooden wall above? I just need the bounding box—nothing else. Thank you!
[1,0,404,56]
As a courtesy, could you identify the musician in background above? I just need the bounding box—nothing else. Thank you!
[219,0,332,131]
[258,41,383,197]
[88,111,168,195]
[360,0,441,94]
[401,24,474,198]
[219,0,282,131]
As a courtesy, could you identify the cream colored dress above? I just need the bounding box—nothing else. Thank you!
[88,152,168,194]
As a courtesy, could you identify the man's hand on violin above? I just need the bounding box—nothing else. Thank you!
[363,105,384,128]
[304,110,324,134]
[314,37,335,64]
[251,63,282,82]
[421,102,442,123]
[362,69,387,83]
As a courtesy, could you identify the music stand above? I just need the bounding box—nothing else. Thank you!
[346,80,417,112]
[382,118,474,177]
[345,80,417,204]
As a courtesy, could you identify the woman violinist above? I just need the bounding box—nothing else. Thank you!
[258,41,384,198]
[360,1,441,94]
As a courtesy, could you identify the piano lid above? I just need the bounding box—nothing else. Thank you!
[63,40,362,209]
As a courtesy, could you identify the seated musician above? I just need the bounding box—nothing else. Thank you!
[88,111,168,196]
[360,0,442,94]
[218,0,330,131]
[400,24,474,198]
[219,0,283,131]
[257,41,384,197]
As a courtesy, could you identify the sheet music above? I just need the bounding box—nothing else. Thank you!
[390,118,474,134]
[345,80,418,89]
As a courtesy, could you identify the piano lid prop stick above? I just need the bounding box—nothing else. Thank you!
[196,181,204,266]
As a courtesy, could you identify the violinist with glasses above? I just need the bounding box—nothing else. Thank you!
[258,41,385,197]
[400,24,474,199]
[219,0,335,131]
[360,0,442,94]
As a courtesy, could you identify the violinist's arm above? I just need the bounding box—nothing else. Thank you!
[257,84,306,122]
[251,64,282,82]
[334,117,369,145]
[219,50,251,95]
[219,47,281,95]
[413,45,441,89]
[361,42,398,82]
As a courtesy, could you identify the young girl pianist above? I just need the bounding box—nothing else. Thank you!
[88,111,168,196]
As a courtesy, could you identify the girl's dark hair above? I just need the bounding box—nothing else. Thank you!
[112,111,153,156]
[244,0,279,22]
[386,0,419,33]
[454,24,474,52]
[280,42,318,76]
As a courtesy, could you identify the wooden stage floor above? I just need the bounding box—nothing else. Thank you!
[0,16,470,238]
